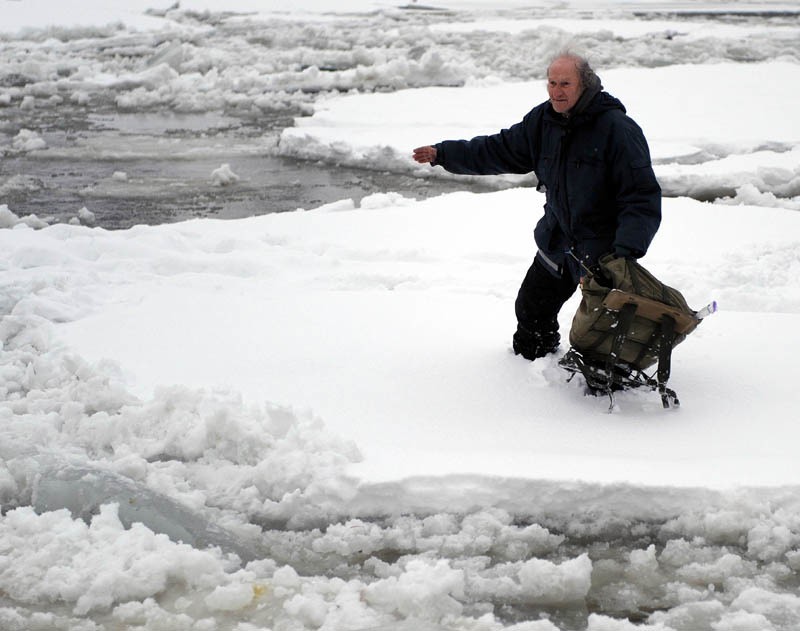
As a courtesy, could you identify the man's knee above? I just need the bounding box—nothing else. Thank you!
[512,257,576,361]
[515,261,576,323]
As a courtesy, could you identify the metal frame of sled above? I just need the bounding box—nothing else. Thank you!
[559,289,701,411]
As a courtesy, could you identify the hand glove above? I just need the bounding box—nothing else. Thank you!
[588,262,613,288]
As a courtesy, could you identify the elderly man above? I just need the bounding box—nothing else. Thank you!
[413,52,661,361]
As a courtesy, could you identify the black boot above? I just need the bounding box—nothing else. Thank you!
[512,323,560,361]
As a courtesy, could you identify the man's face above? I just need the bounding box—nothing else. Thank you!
[547,58,583,114]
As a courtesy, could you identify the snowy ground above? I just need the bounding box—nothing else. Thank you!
[2,1,800,631]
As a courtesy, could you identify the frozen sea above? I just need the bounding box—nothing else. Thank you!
[1,1,800,631]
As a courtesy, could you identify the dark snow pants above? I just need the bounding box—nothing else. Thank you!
[512,257,577,360]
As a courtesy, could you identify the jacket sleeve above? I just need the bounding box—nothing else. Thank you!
[611,117,662,257]
[433,110,537,176]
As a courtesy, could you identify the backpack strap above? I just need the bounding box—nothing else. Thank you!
[656,315,678,408]
[603,302,638,399]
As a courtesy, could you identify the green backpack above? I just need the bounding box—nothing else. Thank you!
[560,254,712,409]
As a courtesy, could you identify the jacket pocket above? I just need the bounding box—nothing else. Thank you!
[630,160,660,191]
[536,154,554,186]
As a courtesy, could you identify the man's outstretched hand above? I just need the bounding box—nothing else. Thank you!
[413,145,437,164]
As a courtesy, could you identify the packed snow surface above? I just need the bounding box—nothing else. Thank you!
[2,1,800,630]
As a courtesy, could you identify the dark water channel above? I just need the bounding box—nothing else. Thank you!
[1,103,490,230]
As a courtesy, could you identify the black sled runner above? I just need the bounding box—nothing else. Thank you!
[558,254,715,410]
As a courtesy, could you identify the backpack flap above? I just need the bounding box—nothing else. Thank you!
[603,290,699,336]
[568,258,701,372]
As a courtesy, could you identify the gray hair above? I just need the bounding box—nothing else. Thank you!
[547,52,602,91]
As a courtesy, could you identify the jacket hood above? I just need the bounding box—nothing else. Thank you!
[584,90,626,116]
[546,90,626,126]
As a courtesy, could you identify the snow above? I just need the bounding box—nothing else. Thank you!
[28,191,796,489]
[11,129,47,152]
[2,1,800,630]
[434,14,800,39]
[210,163,240,186]
[279,62,800,206]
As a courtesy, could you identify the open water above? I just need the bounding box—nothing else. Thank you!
[0,102,490,229]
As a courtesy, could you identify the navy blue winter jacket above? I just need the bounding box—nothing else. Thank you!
[433,91,661,280]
